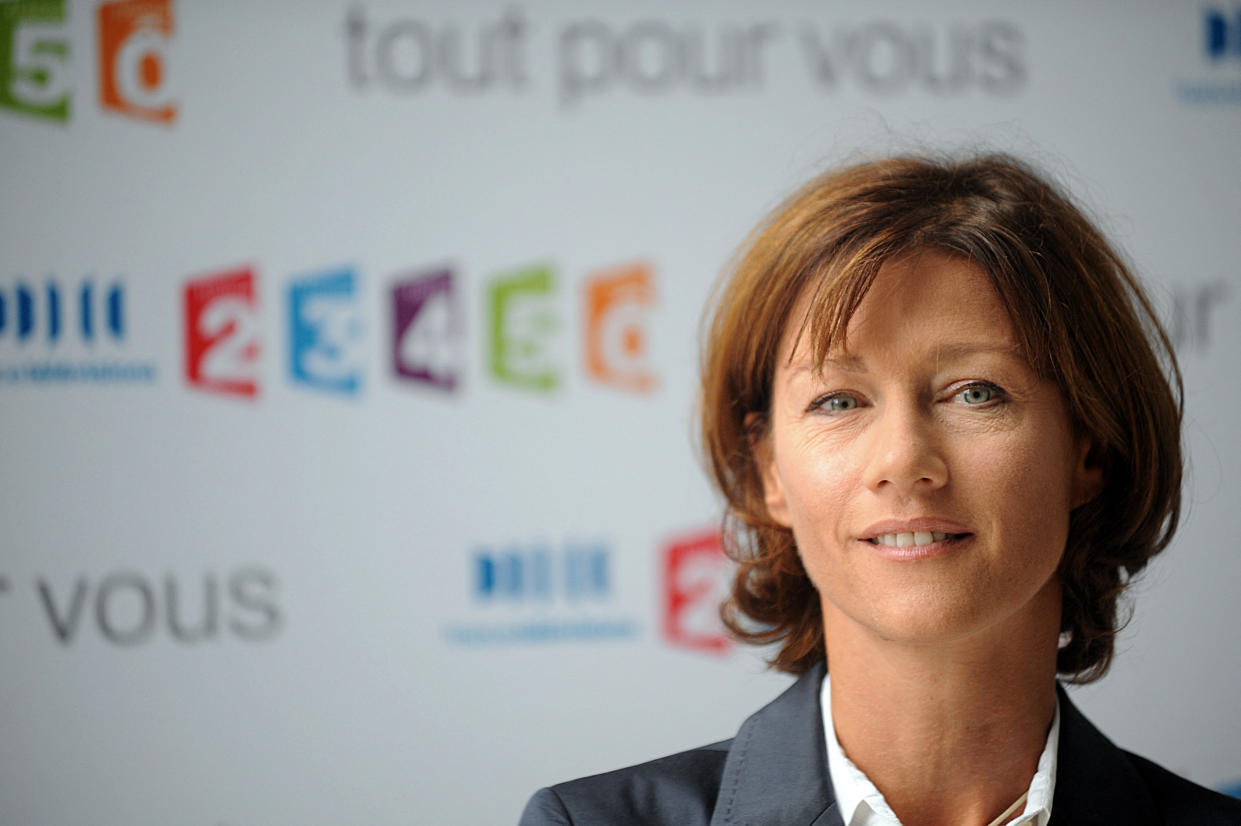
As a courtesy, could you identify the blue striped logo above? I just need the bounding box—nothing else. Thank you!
[0,281,125,345]
[1206,9,1241,61]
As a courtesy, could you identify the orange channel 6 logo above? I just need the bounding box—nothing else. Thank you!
[0,0,175,124]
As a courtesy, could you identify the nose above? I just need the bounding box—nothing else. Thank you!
[860,400,949,495]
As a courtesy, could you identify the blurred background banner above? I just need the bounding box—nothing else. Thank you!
[1,1,1238,823]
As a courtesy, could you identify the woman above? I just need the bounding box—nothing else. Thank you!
[519,154,1241,825]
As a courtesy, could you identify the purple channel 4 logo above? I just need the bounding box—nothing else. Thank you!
[392,268,461,391]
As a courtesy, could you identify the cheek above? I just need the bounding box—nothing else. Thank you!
[774,436,859,546]
[967,429,1075,567]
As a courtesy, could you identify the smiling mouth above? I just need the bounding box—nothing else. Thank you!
[866,531,971,548]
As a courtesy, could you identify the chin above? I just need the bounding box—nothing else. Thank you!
[833,593,1000,647]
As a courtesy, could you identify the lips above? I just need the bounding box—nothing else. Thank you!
[869,531,955,548]
[859,519,973,549]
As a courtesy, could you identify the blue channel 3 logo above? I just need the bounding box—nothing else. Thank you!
[0,281,124,344]
[288,266,364,396]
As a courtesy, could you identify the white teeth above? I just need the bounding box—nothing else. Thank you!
[874,531,951,548]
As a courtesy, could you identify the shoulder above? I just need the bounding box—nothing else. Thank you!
[519,664,830,826]
[1055,686,1241,825]
[1124,751,1241,825]
[518,739,732,826]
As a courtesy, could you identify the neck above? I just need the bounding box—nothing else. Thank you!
[824,583,1060,826]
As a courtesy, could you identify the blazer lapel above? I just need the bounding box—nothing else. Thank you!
[709,661,843,826]
[1050,685,1161,825]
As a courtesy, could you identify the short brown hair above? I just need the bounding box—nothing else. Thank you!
[700,153,1182,683]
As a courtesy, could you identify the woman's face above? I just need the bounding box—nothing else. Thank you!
[759,251,1100,648]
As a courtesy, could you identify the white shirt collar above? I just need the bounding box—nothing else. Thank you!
[820,673,1059,826]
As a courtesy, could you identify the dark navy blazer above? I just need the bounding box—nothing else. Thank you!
[519,661,1241,825]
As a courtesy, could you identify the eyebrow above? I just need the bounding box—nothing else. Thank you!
[931,342,1024,363]
[786,342,1024,376]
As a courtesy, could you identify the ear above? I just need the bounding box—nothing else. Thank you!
[746,412,792,527]
[1071,436,1105,510]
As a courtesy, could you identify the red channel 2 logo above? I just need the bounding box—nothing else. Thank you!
[662,528,733,654]
[184,266,259,398]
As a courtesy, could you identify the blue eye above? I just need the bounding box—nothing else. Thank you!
[815,394,859,412]
[960,384,998,405]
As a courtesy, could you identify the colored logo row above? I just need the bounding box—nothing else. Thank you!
[184,260,657,399]
[1,0,175,124]
[0,258,659,394]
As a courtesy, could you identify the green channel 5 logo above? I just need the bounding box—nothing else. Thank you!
[0,0,70,123]
[488,264,560,392]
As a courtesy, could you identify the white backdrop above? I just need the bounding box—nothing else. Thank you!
[2,1,1239,824]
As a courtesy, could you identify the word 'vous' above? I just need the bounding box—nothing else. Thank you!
[183,260,658,399]
[35,568,281,646]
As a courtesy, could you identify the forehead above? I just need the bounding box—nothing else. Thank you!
[779,251,1019,367]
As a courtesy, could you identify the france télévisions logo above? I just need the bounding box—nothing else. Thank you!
[474,544,610,601]
[0,0,176,124]
[1207,8,1241,60]
[443,540,640,645]
[1176,7,1241,104]
[184,266,260,398]
[0,277,156,383]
